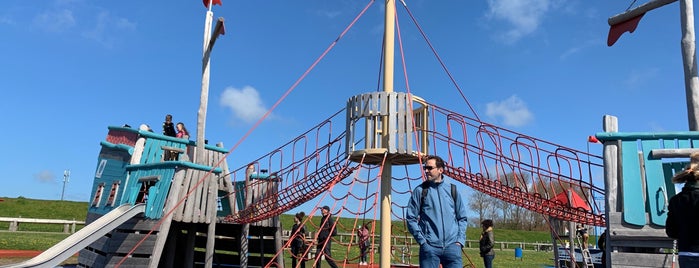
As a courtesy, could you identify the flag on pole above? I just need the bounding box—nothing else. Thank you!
[607,14,644,46]
[203,0,222,8]
[588,135,601,144]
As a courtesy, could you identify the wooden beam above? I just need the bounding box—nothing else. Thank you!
[608,0,677,26]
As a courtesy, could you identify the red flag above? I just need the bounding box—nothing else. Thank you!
[203,0,222,8]
[607,14,644,46]
[588,135,601,144]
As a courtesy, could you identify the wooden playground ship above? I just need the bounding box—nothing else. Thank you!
[4,1,699,268]
[76,124,284,267]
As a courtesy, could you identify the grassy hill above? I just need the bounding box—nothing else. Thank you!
[0,196,87,220]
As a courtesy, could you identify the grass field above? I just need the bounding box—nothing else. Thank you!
[0,197,561,267]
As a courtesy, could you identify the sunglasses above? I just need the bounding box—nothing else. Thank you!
[423,165,437,171]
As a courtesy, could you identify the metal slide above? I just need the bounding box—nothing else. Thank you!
[0,204,146,268]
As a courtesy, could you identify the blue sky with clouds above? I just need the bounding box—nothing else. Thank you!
[0,0,692,202]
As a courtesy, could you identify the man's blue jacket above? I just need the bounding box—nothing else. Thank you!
[406,179,468,248]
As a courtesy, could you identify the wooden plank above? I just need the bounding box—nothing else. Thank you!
[172,169,188,221]
[108,233,157,254]
[603,115,619,215]
[640,140,669,226]
[192,170,205,223]
[610,252,674,268]
[105,256,152,266]
[78,249,104,267]
[206,169,219,224]
[678,138,691,149]
[182,169,198,223]
[131,137,147,165]
[650,148,699,158]
[621,140,647,226]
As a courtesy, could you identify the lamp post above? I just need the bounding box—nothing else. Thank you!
[61,169,70,201]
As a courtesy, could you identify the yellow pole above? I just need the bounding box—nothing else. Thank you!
[380,1,395,268]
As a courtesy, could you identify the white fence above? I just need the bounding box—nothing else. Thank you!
[0,217,85,233]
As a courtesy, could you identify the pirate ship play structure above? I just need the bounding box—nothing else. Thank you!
[3,0,699,267]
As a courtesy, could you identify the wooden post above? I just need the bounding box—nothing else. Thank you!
[602,115,618,268]
[568,190,577,265]
[679,0,699,130]
[380,1,396,268]
[240,164,254,268]
[204,168,219,268]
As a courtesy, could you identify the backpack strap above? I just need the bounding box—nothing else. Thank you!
[420,181,458,214]
[420,181,430,214]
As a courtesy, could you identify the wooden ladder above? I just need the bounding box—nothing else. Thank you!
[576,235,595,268]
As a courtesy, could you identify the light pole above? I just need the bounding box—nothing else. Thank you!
[61,169,70,201]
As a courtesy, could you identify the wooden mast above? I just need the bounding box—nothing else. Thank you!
[197,1,225,267]
[380,1,395,268]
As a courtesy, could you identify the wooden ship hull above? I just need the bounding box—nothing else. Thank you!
[0,125,283,268]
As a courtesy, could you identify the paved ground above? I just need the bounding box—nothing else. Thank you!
[0,250,78,267]
[0,250,43,258]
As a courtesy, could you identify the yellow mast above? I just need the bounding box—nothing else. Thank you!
[380,1,395,268]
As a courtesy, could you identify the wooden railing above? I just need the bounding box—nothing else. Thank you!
[0,217,85,233]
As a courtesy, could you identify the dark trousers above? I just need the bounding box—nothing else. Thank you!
[291,245,306,268]
[482,254,494,268]
[359,245,368,263]
[315,239,338,268]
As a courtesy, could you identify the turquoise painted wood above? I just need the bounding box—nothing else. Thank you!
[663,162,686,203]
[140,137,188,164]
[596,131,699,141]
[621,140,647,226]
[640,140,667,226]
[122,165,176,219]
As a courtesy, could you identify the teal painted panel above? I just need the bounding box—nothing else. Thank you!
[217,190,232,217]
[123,166,176,219]
[663,162,686,201]
[88,157,128,216]
[234,181,245,211]
[641,140,667,226]
[678,139,691,149]
[693,139,699,149]
[621,140,647,226]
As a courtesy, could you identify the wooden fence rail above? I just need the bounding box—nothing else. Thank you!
[0,217,85,233]
[282,231,557,252]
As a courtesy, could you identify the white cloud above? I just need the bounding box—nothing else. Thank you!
[485,95,534,127]
[0,15,14,25]
[560,38,600,60]
[82,11,136,48]
[624,68,659,90]
[33,170,56,183]
[485,0,551,43]
[33,9,76,33]
[220,86,270,124]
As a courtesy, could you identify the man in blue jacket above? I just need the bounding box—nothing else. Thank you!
[406,155,469,268]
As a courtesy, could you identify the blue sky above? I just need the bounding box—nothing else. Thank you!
[0,0,692,202]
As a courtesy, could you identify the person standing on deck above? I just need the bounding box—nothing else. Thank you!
[176,122,189,139]
[163,114,176,137]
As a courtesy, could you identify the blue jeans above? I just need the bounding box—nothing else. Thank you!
[482,254,494,268]
[679,255,699,267]
[419,242,462,268]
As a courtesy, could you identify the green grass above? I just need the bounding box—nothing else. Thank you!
[0,197,560,267]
